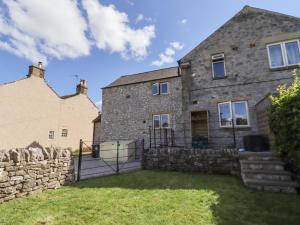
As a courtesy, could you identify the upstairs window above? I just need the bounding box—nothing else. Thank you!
[160,82,169,94]
[49,131,55,139]
[218,101,250,128]
[152,114,170,129]
[152,83,159,95]
[152,82,169,95]
[267,40,300,68]
[212,53,226,78]
[61,129,68,137]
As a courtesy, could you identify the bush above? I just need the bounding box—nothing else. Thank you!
[269,69,300,170]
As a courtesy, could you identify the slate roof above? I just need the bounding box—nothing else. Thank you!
[103,67,179,89]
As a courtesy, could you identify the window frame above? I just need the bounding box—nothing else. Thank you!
[232,101,250,127]
[212,53,226,78]
[152,83,159,96]
[218,101,250,128]
[49,131,55,139]
[61,129,68,137]
[218,101,232,128]
[152,114,171,129]
[267,39,300,69]
[160,82,169,95]
[160,114,170,128]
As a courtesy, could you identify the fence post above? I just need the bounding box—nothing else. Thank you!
[116,140,120,174]
[154,127,157,149]
[171,129,175,147]
[77,139,83,182]
[164,129,168,147]
[141,139,145,169]
[232,119,236,148]
[160,128,162,147]
[149,126,152,149]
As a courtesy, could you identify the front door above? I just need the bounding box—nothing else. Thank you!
[191,111,209,147]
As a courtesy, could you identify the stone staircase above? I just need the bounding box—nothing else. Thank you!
[239,151,299,193]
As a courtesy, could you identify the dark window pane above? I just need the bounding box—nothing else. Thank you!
[213,62,225,77]
[153,115,160,128]
[233,102,248,126]
[160,83,168,94]
[161,114,169,128]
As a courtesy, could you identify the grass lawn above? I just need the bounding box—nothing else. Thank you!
[0,171,299,225]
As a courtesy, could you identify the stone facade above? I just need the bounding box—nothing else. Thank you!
[179,6,299,148]
[0,147,74,204]
[100,68,183,147]
[142,147,239,175]
[0,64,99,150]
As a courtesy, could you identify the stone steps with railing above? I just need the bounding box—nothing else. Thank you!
[239,152,299,193]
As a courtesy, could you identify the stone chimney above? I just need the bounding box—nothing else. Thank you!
[27,62,45,78]
[76,80,88,95]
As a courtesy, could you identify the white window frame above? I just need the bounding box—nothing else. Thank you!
[152,83,159,96]
[232,101,250,127]
[160,114,170,128]
[218,101,250,128]
[212,53,226,78]
[160,82,169,94]
[218,101,232,128]
[153,114,171,129]
[153,114,161,129]
[267,39,300,69]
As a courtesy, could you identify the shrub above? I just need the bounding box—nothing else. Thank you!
[269,69,300,169]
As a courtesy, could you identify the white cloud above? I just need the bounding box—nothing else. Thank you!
[0,0,156,64]
[95,100,102,111]
[178,19,188,25]
[82,0,155,60]
[151,42,184,67]
[0,0,90,64]
[135,13,153,24]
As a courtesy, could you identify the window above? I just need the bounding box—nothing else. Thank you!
[218,101,249,128]
[152,83,159,95]
[153,115,160,129]
[212,53,226,78]
[152,82,169,95]
[152,114,170,128]
[160,83,169,94]
[61,129,68,137]
[49,131,54,139]
[267,40,300,68]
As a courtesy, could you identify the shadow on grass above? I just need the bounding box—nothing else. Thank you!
[70,170,300,225]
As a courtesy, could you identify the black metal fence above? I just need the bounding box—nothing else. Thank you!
[75,139,143,181]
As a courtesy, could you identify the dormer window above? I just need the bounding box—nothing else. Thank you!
[267,40,300,69]
[212,53,226,78]
[152,82,169,95]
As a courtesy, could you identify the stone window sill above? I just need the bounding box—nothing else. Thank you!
[269,65,299,72]
[212,76,227,80]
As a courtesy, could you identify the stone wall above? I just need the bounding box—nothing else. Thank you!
[142,147,240,175]
[0,147,74,204]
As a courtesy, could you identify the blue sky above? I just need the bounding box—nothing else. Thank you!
[0,0,299,108]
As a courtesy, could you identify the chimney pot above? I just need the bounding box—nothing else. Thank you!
[27,62,45,78]
[76,79,88,95]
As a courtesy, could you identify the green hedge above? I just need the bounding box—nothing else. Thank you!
[269,70,300,168]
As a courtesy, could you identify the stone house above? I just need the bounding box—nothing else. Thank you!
[96,6,300,149]
[98,67,183,145]
[0,63,99,150]
[178,5,300,148]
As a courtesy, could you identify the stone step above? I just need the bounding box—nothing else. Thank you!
[239,151,279,161]
[241,169,292,181]
[240,160,285,171]
[243,178,298,193]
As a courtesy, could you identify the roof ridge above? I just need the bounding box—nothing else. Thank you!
[121,66,178,78]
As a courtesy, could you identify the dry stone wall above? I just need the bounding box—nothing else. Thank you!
[142,147,240,175]
[0,147,74,204]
